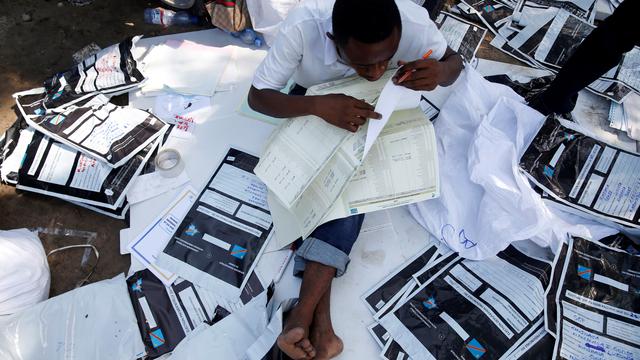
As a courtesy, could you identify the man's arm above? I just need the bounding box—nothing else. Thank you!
[393,47,463,90]
[248,87,381,132]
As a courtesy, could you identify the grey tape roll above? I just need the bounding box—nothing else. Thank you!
[155,148,184,178]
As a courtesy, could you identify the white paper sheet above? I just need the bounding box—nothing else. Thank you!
[364,78,420,157]
[128,187,198,285]
[127,170,190,204]
[138,31,235,97]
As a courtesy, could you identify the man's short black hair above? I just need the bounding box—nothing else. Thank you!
[332,0,402,46]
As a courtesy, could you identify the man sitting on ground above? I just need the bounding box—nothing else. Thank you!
[248,0,463,358]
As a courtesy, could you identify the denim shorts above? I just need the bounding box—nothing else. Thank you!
[293,214,365,278]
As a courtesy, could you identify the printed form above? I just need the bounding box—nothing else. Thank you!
[255,71,439,247]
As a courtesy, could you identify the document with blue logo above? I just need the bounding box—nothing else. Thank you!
[156,148,273,301]
[379,245,552,360]
[550,236,640,360]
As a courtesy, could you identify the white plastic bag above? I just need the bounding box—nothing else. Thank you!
[246,0,300,46]
[0,274,145,360]
[409,68,617,259]
[408,67,522,259]
[0,228,50,316]
[168,292,269,360]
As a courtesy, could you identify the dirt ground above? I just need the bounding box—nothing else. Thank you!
[0,0,205,296]
[0,0,519,297]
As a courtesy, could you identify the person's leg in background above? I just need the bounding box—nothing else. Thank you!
[277,214,365,360]
[528,0,640,115]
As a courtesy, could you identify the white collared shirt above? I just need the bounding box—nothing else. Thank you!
[252,0,448,90]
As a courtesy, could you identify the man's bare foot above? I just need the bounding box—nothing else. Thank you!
[310,325,344,360]
[277,327,316,360]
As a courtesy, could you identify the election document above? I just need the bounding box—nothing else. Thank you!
[254,71,394,208]
[520,116,640,228]
[156,148,273,301]
[256,71,438,247]
[362,245,439,315]
[534,10,594,69]
[551,237,640,360]
[434,12,487,63]
[379,245,553,360]
[24,101,169,168]
[16,131,157,209]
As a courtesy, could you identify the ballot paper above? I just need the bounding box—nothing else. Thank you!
[126,270,234,358]
[24,101,169,168]
[256,71,438,247]
[600,47,640,95]
[382,339,413,360]
[520,117,640,228]
[544,241,570,337]
[459,0,514,35]
[513,0,596,24]
[362,244,439,315]
[372,252,460,322]
[139,39,233,96]
[38,36,146,112]
[434,12,488,62]
[368,323,391,349]
[551,236,640,359]
[16,131,158,209]
[534,10,594,69]
[503,324,555,359]
[587,78,633,103]
[128,187,199,286]
[156,148,274,300]
[508,5,559,61]
[379,245,553,360]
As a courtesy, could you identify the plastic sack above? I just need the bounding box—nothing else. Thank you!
[0,228,50,316]
[0,274,145,360]
[408,67,522,259]
[167,292,268,360]
[245,0,300,46]
[408,68,616,259]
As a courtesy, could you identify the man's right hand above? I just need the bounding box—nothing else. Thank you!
[313,94,382,132]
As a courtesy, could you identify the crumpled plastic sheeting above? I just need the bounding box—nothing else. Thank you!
[0,274,145,360]
[409,67,617,259]
[168,292,270,360]
[245,0,300,46]
[0,228,50,316]
[468,97,617,255]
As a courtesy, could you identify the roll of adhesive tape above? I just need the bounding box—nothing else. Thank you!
[155,148,184,178]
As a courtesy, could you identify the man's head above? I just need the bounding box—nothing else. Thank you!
[330,0,402,81]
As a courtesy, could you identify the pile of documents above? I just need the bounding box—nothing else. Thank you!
[363,234,640,359]
[452,0,639,104]
[0,37,170,219]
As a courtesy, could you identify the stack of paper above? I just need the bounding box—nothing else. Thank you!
[368,244,555,359]
[453,0,639,103]
[1,37,168,219]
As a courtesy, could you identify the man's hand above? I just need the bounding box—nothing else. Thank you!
[392,59,445,91]
[313,94,381,132]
